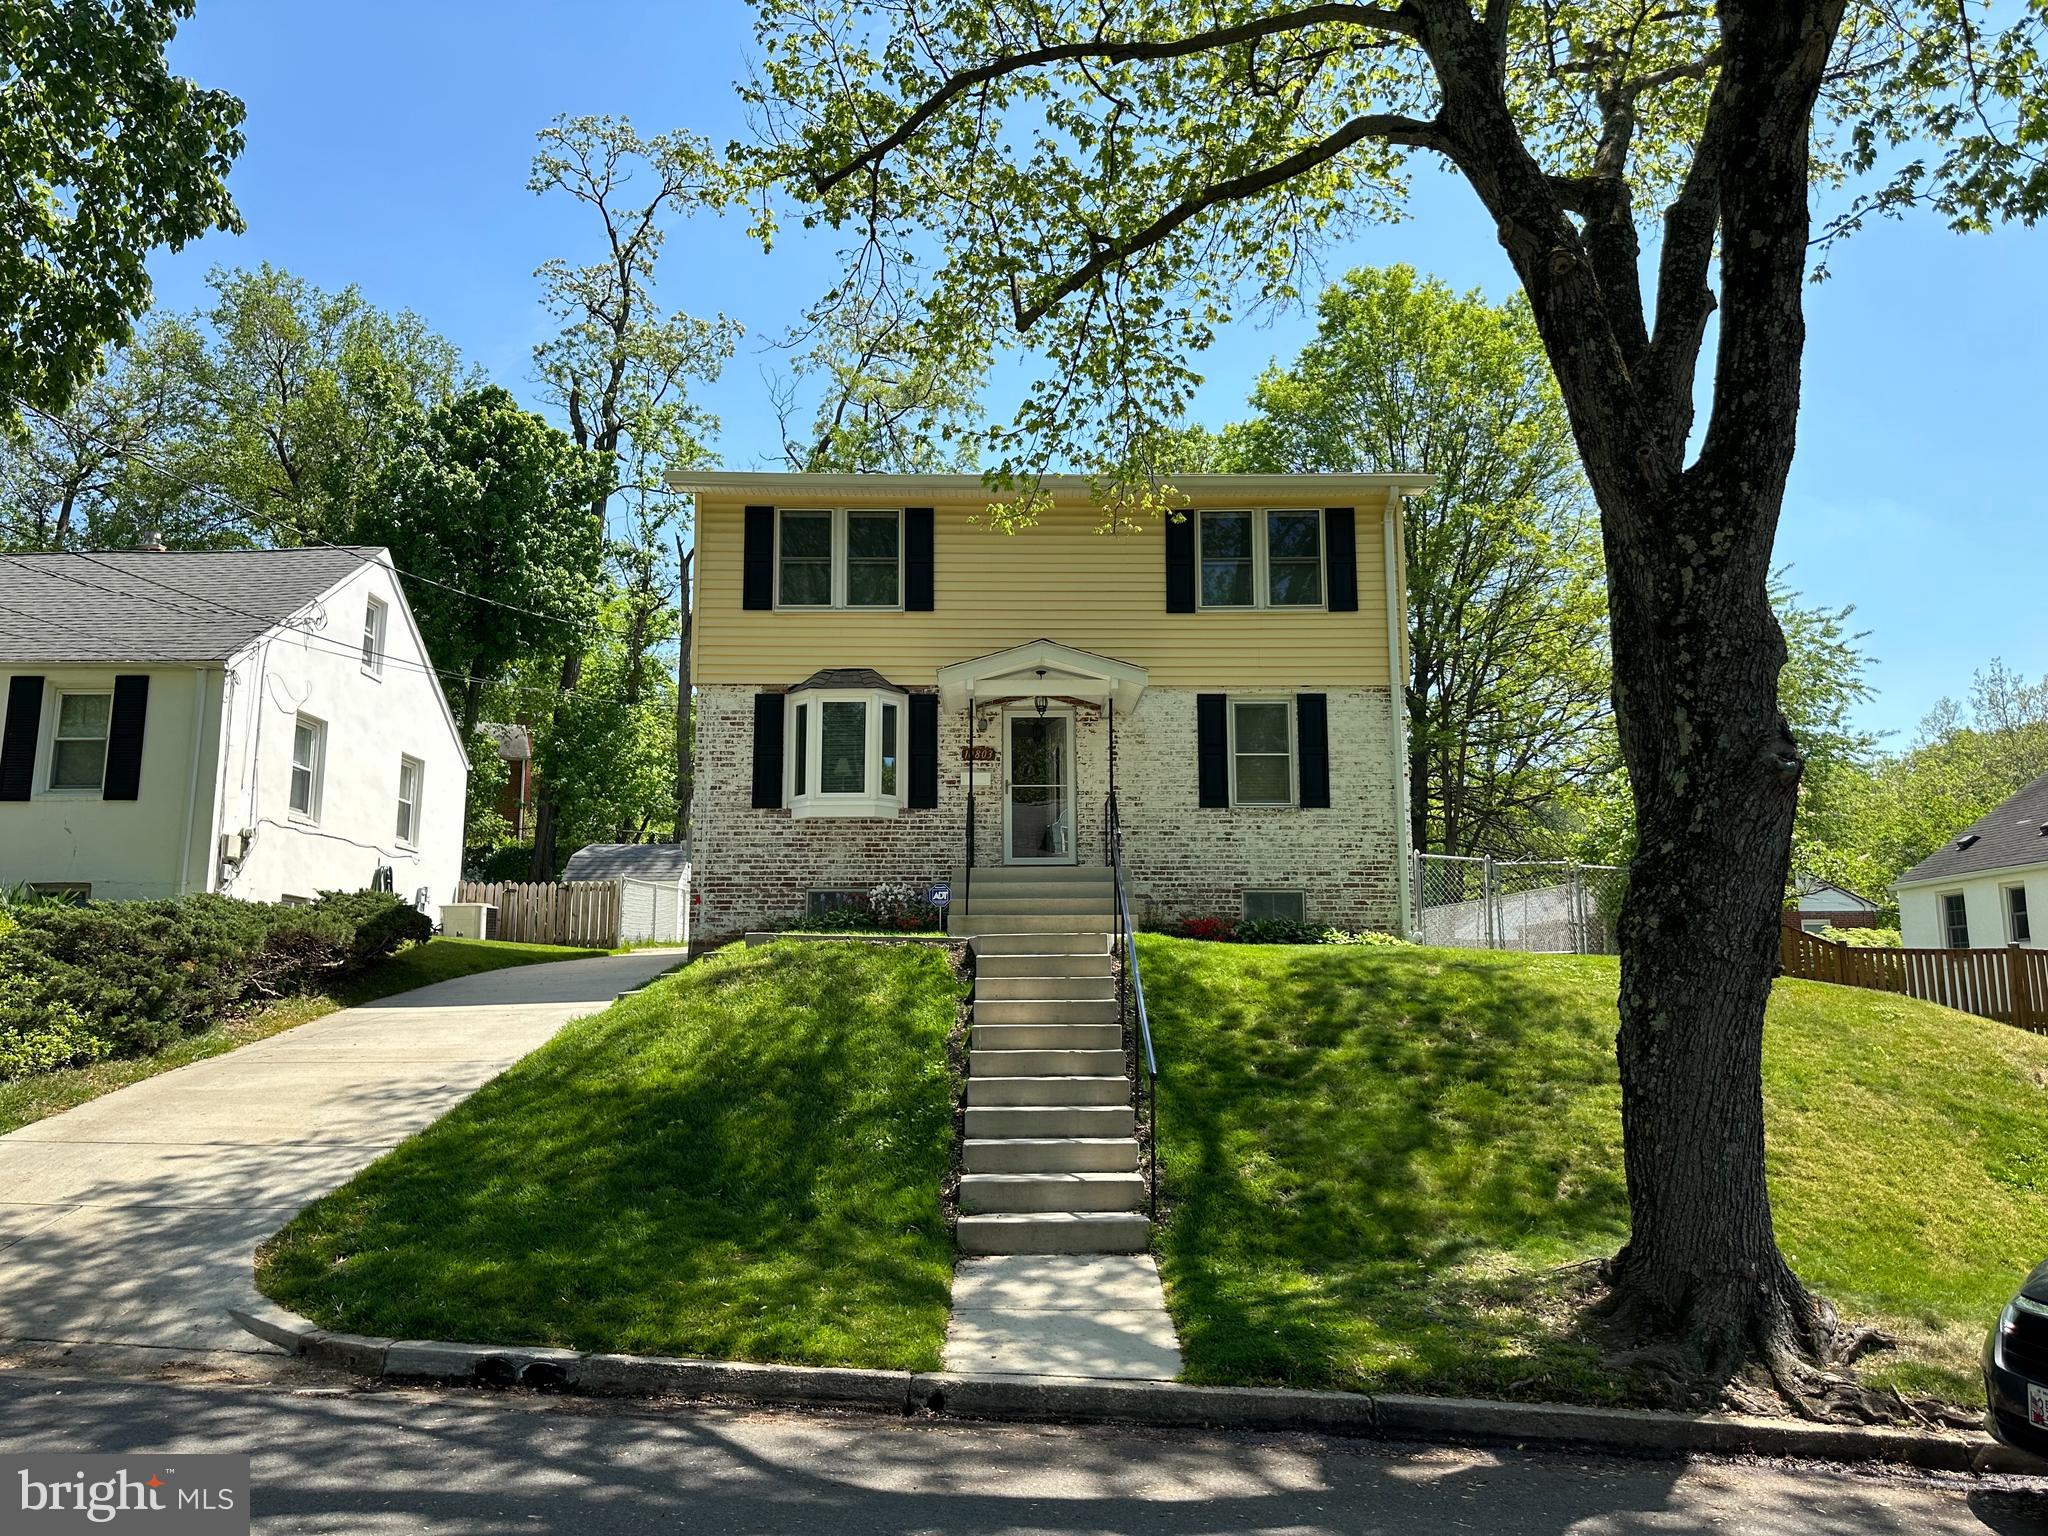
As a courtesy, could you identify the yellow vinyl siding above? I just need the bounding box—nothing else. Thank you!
[694,499,1395,690]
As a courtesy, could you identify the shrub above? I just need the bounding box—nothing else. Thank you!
[0,890,432,1082]
[1174,914,1414,946]
[1823,925,1903,949]
[1179,915,1237,942]
[1235,917,1327,945]
[779,882,944,934]
[466,841,541,882]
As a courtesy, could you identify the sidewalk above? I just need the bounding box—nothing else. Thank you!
[0,949,684,1355]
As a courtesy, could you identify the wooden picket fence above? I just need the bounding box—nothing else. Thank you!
[1779,920,2048,1032]
[454,880,622,949]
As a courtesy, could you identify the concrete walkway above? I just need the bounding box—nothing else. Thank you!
[943,1255,1183,1380]
[0,949,685,1357]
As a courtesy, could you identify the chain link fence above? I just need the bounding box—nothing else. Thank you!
[1413,853,1627,955]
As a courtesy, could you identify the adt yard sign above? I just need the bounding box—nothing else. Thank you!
[929,883,951,908]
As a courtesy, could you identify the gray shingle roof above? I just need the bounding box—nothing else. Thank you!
[562,842,692,881]
[788,667,905,694]
[1895,769,2048,887]
[0,548,375,663]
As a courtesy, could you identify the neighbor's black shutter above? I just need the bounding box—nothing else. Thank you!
[1196,693,1229,808]
[1325,508,1358,612]
[102,675,150,801]
[904,507,935,611]
[1297,692,1330,809]
[743,505,775,610]
[1165,514,1196,612]
[0,675,43,802]
[908,693,939,808]
[750,692,784,808]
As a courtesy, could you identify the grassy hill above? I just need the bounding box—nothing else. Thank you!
[1141,935,2048,1408]
[259,940,967,1370]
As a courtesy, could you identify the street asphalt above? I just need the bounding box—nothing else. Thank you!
[2,1370,2045,1535]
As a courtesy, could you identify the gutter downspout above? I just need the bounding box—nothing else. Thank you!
[177,667,211,895]
[1383,488,1415,940]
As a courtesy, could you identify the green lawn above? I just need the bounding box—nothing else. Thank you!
[0,937,607,1136]
[1142,935,2048,1408]
[257,939,967,1370]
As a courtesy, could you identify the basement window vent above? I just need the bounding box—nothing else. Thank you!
[807,888,868,917]
[1243,889,1308,924]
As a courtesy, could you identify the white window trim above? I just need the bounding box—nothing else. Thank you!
[773,507,906,612]
[2005,883,2032,945]
[396,754,424,847]
[361,595,389,678]
[786,689,904,819]
[44,687,113,795]
[1940,890,1970,949]
[290,713,327,823]
[1196,507,1326,611]
[1226,695,1297,808]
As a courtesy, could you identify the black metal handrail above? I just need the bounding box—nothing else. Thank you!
[1106,792,1158,1219]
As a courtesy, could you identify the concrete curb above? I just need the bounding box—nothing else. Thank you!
[227,1292,1995,1471]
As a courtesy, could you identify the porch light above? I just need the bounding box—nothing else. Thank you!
[1035,668,1050,718]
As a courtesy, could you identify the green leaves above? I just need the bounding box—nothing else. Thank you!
[0,0,244,421]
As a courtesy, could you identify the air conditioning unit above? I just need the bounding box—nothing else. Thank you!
[439,902,497,941]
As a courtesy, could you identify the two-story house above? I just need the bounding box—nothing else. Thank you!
[672,472,1429,943]
[0,547,467,907]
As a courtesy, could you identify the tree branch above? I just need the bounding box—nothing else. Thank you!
[1012,111,1447,329]
[1640,67,1732,462]
[813,4,1421,195]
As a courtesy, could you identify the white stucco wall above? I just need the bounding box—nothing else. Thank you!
[213,563,467,907]
[0,664,225,899]
[1898,867,2048,950]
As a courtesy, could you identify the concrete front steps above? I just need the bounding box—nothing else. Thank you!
[953,865,1147,1257]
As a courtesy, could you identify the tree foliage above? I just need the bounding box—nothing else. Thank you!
[354,386,609,735]
[0,0,245,420]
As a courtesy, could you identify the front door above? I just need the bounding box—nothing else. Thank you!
[1005,710,1074,864]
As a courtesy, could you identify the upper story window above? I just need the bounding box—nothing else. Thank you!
[362,595,389,675]
[1943,891,1970,949]
[49,691,111,791]
[396,755,423,845]
[1199,509,1324,609]
[1228,697,1295,807]
[787,688,903,818]
[291,714,327,821]
[776,508,902,609]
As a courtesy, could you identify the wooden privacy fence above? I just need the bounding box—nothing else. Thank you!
[454,880,621,948]
[1780,922,2048,1032]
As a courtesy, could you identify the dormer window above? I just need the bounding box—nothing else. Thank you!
[785,669,905,818]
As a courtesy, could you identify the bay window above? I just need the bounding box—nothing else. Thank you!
[787,687,905,817]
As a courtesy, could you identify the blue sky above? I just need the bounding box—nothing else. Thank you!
[150,0,2045,743]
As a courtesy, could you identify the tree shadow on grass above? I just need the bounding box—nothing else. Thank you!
[1144,938,1636,1399]
[257,942,965,1371]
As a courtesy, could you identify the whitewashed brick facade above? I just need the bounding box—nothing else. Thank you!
[691,680,1403,941]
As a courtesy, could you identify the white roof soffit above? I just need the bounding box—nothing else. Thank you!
[936,639,1148,713]
[664,470,1436,503]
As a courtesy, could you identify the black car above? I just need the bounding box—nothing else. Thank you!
[1985,1260,2048,1456]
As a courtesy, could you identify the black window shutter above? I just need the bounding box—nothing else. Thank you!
[743,506,775,611]
[750,692,784,808]
[1165,514,1196,613]
[907,693,939,808]
[1196,693,1229,808]
[904,507,935,611]
[103,675,150,801]
[0,675,43,802]
[1325,508,1358,612]
[1297,692,1330,809]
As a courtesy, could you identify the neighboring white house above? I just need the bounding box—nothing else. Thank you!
[0,547,467,908]
[1894,770,2048,950]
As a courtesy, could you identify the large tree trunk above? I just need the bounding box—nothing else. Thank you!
[529,651,582,880]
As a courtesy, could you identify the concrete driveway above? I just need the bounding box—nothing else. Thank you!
[0,949,686,1357]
